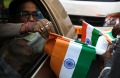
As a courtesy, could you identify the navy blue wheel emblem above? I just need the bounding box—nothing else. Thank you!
[86,38,91,45]
[64,58,75,69]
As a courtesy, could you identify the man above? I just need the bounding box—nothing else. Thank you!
[0,0,55,77]
[98,23,120,78]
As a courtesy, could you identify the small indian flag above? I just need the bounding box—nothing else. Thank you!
[44,33,105,78]
[81,21,102,46]
[103,28,115,43]
[50,37,95,78]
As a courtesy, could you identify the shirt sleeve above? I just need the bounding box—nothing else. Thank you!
[96,35,109,55]
[0,23,22,38]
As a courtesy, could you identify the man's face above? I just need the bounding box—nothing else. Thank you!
[19,1,38,23]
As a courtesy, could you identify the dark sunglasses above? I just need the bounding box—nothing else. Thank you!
[17,11,38,17]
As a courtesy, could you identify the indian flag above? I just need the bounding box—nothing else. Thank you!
[103,28,115,43]
[81,21,102,46]
[50,37,95,78]
[44,33,106,78]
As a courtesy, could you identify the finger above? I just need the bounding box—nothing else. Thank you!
[47,22,55,33]
[40,19,55,32]
[39,29,47,39]
[33,22,40,32]
[40,18,49,26]
[36,21,48,39]
[39,19,55,38]
[40,19,55,36]
[39,21,50,37]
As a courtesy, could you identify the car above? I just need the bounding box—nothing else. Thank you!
[0,0,76,78]
[0,0,112,78]
[59,0,120,26]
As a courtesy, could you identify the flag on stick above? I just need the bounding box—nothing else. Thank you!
[81,21,102,46]
[44,33,105,78]
[103,28,115,43]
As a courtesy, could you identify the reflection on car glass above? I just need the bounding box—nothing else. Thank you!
[37,9,44,19]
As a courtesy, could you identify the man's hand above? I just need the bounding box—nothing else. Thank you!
[20,18,55,39]
[101,46,113,60]
[100,43,113,62]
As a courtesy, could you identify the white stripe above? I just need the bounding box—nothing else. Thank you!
[86,24,94,44]
[103,29,111,33]
[96,36,108,55]
[59,41,82,78]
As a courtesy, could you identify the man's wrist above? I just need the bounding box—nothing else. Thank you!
[20,22,32,34]
[20,24,26,34]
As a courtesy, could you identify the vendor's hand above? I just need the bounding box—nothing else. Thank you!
[112,23,120,38]
[21,19,55,39]
[101,44,113,60]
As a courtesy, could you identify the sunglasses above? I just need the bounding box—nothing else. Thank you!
[17,11,39,19]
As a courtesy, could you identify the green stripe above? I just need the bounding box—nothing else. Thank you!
[75,40,87,45]
[75,40,96,60]
[107,31,115,39]
[91,28,100,46]
[72,44,96,78]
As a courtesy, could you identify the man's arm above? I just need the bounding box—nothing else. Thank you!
[0,23,22,38]
[0,19,55,39]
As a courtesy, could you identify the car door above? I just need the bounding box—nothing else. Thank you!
[22,0,77,78]
[33,1,101,78]
[41,0,77,39]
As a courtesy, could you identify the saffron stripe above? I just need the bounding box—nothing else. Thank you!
[50,38,70,77]
[81,21,87,42]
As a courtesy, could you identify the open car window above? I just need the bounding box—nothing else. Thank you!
[0,0,48,78]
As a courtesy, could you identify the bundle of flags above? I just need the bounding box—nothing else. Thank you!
[44,21,115,78]
[44,33,106,78]
[75,21,115,46]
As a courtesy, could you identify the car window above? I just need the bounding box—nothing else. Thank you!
[0,0,48,78]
